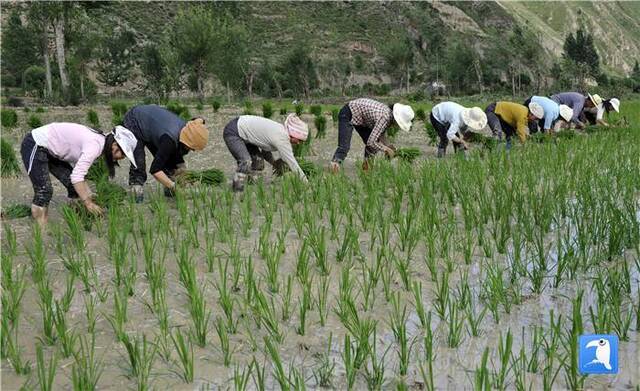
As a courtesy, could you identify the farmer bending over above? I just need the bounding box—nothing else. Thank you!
[429,102,487,158]
[122,105,209,202]
[330,98,414,172]
[223,114,309,192]
[581,96,619,127]
[20,123,137,227]
[485,101,544,149]
[550,92,601,130]
[523,96,573,133]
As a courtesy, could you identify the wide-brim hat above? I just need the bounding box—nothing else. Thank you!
[588,93,603,107]
[461,107,487,131]
[393,103,414,132]
[113,125,138,168]
[558,105,574,122]
[528,102,544,119]
[609,98,620,112]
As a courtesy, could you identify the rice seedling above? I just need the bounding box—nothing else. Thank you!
[27,225,47,283]
[295,103,304,116]
[394,147,421,163]
[214,317,232,366]
[317,273,330,327]
[83,294,98,335]
[492,329,513,390]
[37,278,57,345]
[3,319,31,375]
[71,334,104,391]
[312,333,335,387]
[106,288,128,342]
[445,299,465,348]
[342,334,358,390]
[281,275,293,321]
[177,168,225,186]
[389,292,411,376]
[261,101,273,118]
[1,108,18,128]
[53,300,77,358]
[111,101,128,126]
[166,100,191,120]
[121,333,157,390]
[0,138,20,177]
[233,361,254,391]
[1,203,31,219]
[254,290,283,343]
[211,99,221,112]
[171,328,194,383]
[314,115,327,138]
[473,347,491,391]
[36,344,57,391]
[87,109,100,129]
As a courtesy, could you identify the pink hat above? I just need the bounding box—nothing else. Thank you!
[284,114,309,141]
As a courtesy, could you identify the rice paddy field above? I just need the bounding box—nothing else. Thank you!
[1,100,639,390]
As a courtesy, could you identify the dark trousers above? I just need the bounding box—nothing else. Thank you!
[332,105,376,163]
[223,117,274,174]
[20,133,78,207]
[485,102,516,142]
[429,113,464,152]
[124,113,185,186]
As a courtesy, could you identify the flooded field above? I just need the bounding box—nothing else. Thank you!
[1,102,639,390]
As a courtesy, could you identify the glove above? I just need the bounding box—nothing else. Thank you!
[131,185,144,204]
[272,159,288,176]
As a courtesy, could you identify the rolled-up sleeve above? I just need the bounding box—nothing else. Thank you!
[447,118,461,140]
[70,141,103,184]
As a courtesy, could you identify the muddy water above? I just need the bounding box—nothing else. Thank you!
[1,105,638,390]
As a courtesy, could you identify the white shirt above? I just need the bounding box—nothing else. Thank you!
[31,124,51,149]
[237,116,307,181]
[431,102,467,141]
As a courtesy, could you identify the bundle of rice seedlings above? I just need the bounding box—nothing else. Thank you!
[395,147,421,163]
[178,169,225,186]
[299,160,320,177]
[95,180,128,207]
[1,204,31,219]
[1,138,21,177]
[464,132,498,149]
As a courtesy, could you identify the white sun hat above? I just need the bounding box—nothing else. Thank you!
[609,98,620,112]
[113,125,138,168]
[393,103,415,132]
[461,107,487,131]
[558,104,574,122]
[588,93,603,107]
[528,102,544,119]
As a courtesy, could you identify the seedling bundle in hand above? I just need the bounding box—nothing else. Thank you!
[177,169,225,186]
[395,147,421,163]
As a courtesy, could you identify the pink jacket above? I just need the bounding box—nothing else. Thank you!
[46,123,105,184]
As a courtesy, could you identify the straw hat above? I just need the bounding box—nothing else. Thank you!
[558,105,573,122]
[609,98,620,112]
[528,102,544,119]
[393,103,415,132]
[113,126,138,168]
[461,107,487,131]
[588,93,603,107]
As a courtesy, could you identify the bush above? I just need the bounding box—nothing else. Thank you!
[195,102,203,111]
[211,100,221,112]
[1,109,18,128]
[314,115,327,139]
[87,109,100,130]
[35,107,45,113]
[111,101,129,126]
[1,138,20,177]
[23,107,31,113]
[415,108,426,122]
[243,101,254,115]
[262,102,273,119]
[309,105,322,116]
[295,103,304,116]
[332,108,339,122]
[166,101,191,121]
[279,106,287,115]
[27,115,42,129]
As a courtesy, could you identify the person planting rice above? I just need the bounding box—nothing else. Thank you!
[330,98,414,172]
[122,104,209,202]
[429,102,487,158]
[581,96,620,127]
[20,123,137,227]
[485,101,544,149]
[522,96,574,133]
[550,92,601,129]
[223,114,309,192]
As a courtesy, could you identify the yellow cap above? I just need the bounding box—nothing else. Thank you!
[179,118,208,151]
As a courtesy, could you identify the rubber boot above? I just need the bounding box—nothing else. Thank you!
[232,172,247,192]
[437,147,445,158]
[31,204,48,229]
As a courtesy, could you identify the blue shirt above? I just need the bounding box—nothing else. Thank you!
[431,102,466,140]
[531,96,560,130]
[550,92,585,124]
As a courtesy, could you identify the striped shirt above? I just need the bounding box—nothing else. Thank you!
[348,98,393,153]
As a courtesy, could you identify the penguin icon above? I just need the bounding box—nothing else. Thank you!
[585,338,612,370]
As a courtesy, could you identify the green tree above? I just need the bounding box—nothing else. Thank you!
[211,19,251,101]
[97,28,137,86]
[444,41,475,94]
[563,28,600,77]
[1,10,40,88]
[381,35,414,93]
[170,6,217,101]
[278,46,318,99]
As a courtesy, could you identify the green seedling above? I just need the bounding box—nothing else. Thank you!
[233,361,254,391]
[84,294,98,335]
[71,334,104,391]
[121,333,157,390]
[36,344,57,391]
[171,328,194,383]
[106,288,128,342]
[264,337,289,391]
[3,319,31,375]
[215,317,232,367]
[493,329,513,390]
[53,300,77,358]
[312,332,335,387]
